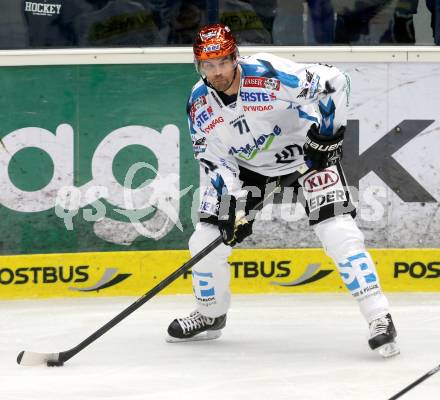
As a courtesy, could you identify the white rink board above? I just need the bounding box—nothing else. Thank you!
[248,62,440,249]
[1,293,440,400]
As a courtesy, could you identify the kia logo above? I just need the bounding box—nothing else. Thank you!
[304,170,339,192]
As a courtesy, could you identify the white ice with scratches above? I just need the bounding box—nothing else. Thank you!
[1,293,439,400]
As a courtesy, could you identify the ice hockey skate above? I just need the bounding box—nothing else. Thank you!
[368,313,400,358]
[166,311,226,343]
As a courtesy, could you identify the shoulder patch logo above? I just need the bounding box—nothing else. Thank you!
[243,76,280,91]
[190,95,207,121]
[297,70,320,99]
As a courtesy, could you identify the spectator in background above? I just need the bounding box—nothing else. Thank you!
[380,0,438,44]
[167,0,207,44]
[75,0,165,46]
[273,0,334,45]
[308,0,335,43]
[247,0,277,35]
[272,0,304,44]
[166,0,274,45]
[23,0,93,47]
[429,0,439,44]
[146,0,192,44]
[0,0,28,48]
[219,0,272,44]
[334,0,394,44]
[10,0,438,47]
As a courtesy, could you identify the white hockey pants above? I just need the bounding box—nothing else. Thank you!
[189,216,389,323]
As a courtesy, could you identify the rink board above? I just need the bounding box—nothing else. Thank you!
[0,248,439,299]
[0,63,439,256]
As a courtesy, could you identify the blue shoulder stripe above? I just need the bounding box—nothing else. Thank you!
[274,70,300,88]
[187,84,208,135]
[241,63,266,77]
[318,98,336,136]
[190,83,208,103]
[241,60,300,88]
[297,107,319,124]
[188,117,197,135]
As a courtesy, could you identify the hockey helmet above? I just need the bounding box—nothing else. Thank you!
[193,24,239,72]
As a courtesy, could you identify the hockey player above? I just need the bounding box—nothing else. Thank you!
[167,23,399,358]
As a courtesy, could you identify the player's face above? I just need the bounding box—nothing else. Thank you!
[200,56,236,92]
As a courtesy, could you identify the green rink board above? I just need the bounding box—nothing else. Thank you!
[0,64,199,254]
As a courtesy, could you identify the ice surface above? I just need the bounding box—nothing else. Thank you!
[1,293,439,400]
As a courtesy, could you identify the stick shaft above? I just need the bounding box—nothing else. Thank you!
[388,365,440,400]
[59,166,309,363]
[61,235,223,362]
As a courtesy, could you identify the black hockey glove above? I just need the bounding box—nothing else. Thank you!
[303,124,345,170]
[217,195,253,247]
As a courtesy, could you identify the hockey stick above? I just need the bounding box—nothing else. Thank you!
[17,164,310,367]
[388,364,440,399]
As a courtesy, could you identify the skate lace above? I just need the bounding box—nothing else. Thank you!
[370,316,389,336]
[179,312,212,334]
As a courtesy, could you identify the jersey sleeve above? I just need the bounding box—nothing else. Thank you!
[187,92,244,198]
[248,53,350,136]
[292,61,350,136]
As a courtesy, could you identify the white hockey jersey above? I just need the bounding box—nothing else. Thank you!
[187,52,350,199]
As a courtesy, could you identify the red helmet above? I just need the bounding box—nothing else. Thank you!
[193,23,238,62]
